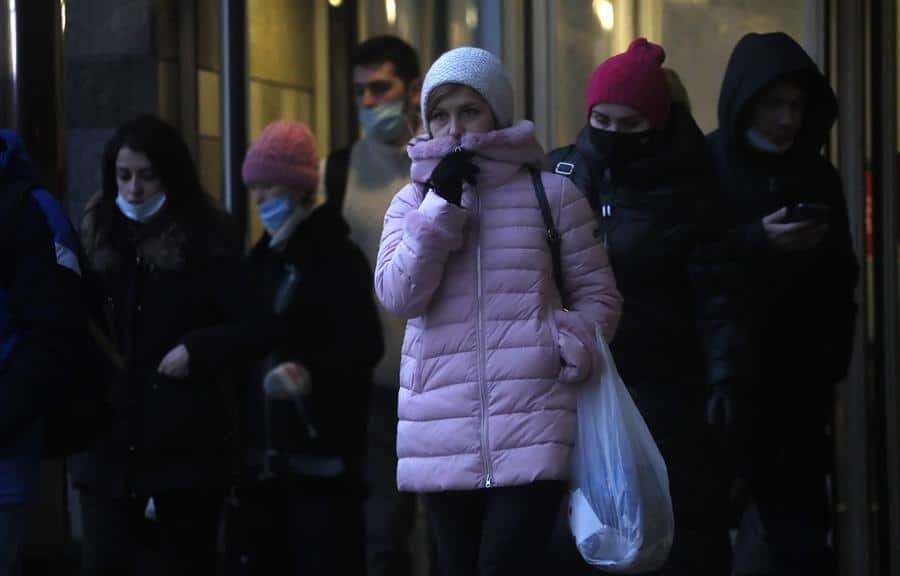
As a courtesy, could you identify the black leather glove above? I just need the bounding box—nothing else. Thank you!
[427,148,479,206]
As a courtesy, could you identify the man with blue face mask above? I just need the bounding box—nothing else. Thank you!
[318,35,421,576]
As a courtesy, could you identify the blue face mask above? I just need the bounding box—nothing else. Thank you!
[116,192,167,223]
[257,195,293,235]
[358,100,408,144]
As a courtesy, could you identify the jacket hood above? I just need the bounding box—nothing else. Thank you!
[0,130,35,187]
[718,32,837,155]
[408,121,545,189]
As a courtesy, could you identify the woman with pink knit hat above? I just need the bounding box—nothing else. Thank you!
[230,120,383,574]
[546,39,743,575]
[375,47,621,575]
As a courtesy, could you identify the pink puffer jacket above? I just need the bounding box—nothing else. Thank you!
[375,121,621,492]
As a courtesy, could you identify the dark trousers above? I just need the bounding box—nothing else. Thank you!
[756,499,833,576]
[365,386,416,576]
[647,432,733,576]
[733,472,834,576]
[0,505,25,576]
[229,473,365,576]
[425,480,565,576]
[79,487,223,576]
[733,398,836,576]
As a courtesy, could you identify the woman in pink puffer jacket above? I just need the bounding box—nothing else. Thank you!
[375,47,621,576]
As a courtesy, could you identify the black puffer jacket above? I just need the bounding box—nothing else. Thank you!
[240,204,383,476]
[71,195,243,499]
[547,104,744,440]
[708,33,858,483]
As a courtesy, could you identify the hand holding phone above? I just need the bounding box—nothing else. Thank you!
[785,202,831,224]
[762,206,829,253]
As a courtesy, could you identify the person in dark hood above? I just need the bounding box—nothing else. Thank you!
[545,38,743,576]
[0,130,86,575]
[232,120,383,575]
[708,32,858,576]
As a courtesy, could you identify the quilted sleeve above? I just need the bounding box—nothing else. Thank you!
[554,174,622,343]
[375,183,468,319]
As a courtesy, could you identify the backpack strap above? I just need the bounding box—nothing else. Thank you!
[553,159,576,177]
[547,146,598,211]
[29,188,82,277]
[9,180,82,278]
[529,167,566,308]
[7,178,35,200]
[0,179,35,280]
[324,147,351,211]
[2,179,33,229]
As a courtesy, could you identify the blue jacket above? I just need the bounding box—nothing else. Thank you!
[0,130,83,505]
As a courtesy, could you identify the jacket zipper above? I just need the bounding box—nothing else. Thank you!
[414,313,427,393]
[474,183,494,488]
[600,168,614,251]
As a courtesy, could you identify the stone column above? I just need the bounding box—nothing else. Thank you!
[64,0,180,220]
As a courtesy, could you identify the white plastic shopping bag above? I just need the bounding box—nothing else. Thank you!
[568,327,674,573]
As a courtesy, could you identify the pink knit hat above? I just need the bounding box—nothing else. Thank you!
[242,121,319,191]
[584,38,672,129]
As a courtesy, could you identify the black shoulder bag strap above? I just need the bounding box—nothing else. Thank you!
[324,147,351,211]
[1,179,36,260]
[552,147,598,212]
[529,167,566,308]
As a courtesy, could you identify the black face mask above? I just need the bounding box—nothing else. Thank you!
[587,127,658,172]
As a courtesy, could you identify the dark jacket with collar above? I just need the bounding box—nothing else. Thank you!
[240,203,383,478]
[547,104,745,441]
[71,193,243,498]
[708,33,858,483]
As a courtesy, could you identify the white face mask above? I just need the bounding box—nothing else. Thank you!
[115,192,167,223]
[746,127,792,155]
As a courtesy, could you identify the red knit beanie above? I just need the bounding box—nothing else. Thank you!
[584,38,672,129]
[242,121,319,191]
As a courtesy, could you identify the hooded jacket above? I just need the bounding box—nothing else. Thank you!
[0,131,85,505]
[708,33,858,473]
[547,104,745,440]
[375,121,622,492]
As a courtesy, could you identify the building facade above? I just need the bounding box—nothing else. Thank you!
[0,1,897,574]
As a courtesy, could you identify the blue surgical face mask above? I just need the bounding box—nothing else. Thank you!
[358,100,409,144]
[257,195,293,235]
[116,192,167,223]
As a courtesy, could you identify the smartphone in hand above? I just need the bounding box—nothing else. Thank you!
[785,202,831,224]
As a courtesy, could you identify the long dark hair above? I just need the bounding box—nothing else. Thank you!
[98,114,216,230]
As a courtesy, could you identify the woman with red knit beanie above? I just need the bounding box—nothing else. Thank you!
[232,120,383,575]
[545,38,745,576]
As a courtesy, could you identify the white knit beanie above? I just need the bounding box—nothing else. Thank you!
[420,46,514,129]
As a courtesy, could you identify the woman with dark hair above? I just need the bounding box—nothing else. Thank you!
[72,114,242,575]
